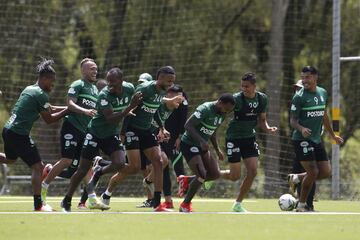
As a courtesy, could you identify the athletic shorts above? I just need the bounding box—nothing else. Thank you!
[225,137,260,163]
[124,126,158,151]
[293,140,328,162]
[81,133,124,160]
[180,141,207,163]
[2,128,41,167]
[60,120,85,159]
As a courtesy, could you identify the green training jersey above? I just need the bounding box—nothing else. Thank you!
[88,82,135,138]
[226,91,268,140]
[149,103,173,133]
[291,86,328,144]
[182,101,226,147]
[4,84,50,135]
[64,79,98,133]
[128,81,166,130]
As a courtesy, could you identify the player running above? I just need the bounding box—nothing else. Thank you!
[220,72,277,212]
[178,93,235,212]
[288,66,343,212]
[41,58,99,209]
[1,58,68,211]
[60,67,142,212]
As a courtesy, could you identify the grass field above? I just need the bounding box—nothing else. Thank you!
[0,197,359,240]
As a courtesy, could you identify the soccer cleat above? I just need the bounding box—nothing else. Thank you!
[153,204,174,212]
[100,193,111,206]
[232,202,247,213]
[296,203,310,212]
[142,178,155,194]
[136,199,154,208]
[287,174,299,197]
[41,163,53,181]
[61,198,71,212]
[179,202,193,213]
[204,180,215,190]
[77,203,88,210]
[88,197,110,211]
[35,203,54,212]
[177,175,189,197]
[160,200,174,209]
[41,186,48,205]
[87,165,102,193]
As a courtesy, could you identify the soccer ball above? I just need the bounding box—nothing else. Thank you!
[278,194,296,211]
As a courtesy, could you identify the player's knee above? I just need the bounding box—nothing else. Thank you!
[307,168,319,179]
[247,168,257,179]
[229,172,241,181]
[161,157,169,167]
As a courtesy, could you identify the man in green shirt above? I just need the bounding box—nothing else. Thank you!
[60,67,142,212]
[178,93,235,212]
[289,66,343,212]
[41,58,98,208]
[1,59,68,211]
[220,72,278,212]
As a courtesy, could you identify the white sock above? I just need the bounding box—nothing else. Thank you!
[88,193,96,198]
[293,174,300,184]
[42,182,49,189]
[104,189,112,196]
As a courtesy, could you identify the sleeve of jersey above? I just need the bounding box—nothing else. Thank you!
[98,93,112,112]
[67,81,82,99]
[36,92,50,112]
[192,104,208,124]
[290,95,301,118]
[260,94,268,113]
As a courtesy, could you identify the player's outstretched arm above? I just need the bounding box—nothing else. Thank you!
[67,96,97,117]
[40,107,69,124]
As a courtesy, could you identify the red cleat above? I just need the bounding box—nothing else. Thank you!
[35,203,54,212]
[41,163,53,181]
[160,201,174,209]
[179,201,193,213]
[177,175,189,197]
[153,204,174,212]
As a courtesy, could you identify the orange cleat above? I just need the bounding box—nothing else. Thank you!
[160,201,174,209]
[179,201,193,213]
[153,204,174,212]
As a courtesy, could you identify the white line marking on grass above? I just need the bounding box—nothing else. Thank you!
[0,211,359,215]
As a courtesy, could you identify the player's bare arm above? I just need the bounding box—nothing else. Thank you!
[290,112,311,138]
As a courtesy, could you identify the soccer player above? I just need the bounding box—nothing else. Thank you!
[117,66,176,211]
[219,72,277,212]
[159,84,188,208]
[288,66,343,212]
[60,67,142,212]
[289,79,317,211]
[1,58,68,211]
[41,58,98,208]
[178,93,235,212]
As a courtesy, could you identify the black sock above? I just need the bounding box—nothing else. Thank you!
[102,193,111,199]
[34,195,42,209]
[64,195,72,206]
[163,166,172,196]
[184,178,203,204]
[80,187,88,204]
[153,191,161,208]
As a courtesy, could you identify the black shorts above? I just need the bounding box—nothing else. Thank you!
[60,121,85,159]
[81,133,125,161]
[2,128,41,167]
[293,140,328,162]
[124,126,158,151]
[225,137,260,163]
[161,141,183,164]
[180,141,207,163]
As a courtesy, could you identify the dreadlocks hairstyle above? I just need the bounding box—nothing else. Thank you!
[37,57,55,78]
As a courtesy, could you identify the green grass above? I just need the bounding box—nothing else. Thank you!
[0,197,359,240]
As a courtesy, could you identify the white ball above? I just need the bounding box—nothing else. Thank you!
[278,194,296,211]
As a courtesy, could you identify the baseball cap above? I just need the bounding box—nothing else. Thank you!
[138,73,153,83]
